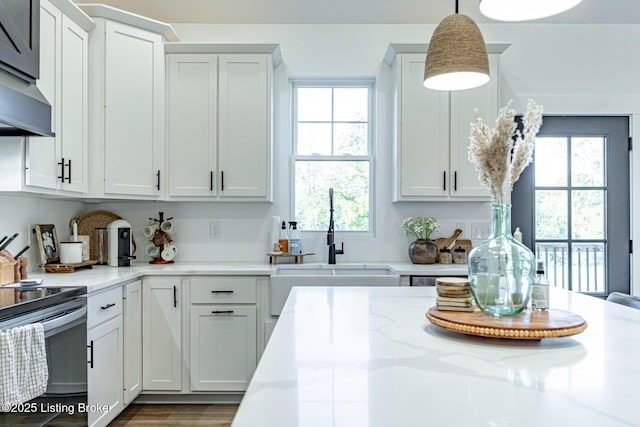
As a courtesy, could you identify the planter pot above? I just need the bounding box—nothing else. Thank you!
[408,239,437,264]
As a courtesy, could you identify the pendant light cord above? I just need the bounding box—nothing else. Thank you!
[455,0,459,14]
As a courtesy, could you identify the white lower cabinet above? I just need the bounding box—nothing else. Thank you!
[142,277,182,390]
[189,276,258,392]
[190,305,257,391]
[87,286,123,427]
[123,280,142,404]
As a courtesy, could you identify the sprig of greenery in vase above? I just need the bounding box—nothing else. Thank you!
[402,217,439,240]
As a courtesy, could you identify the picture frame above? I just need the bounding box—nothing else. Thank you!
[35,224,60,266]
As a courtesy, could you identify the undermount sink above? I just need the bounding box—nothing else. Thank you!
[269,265,399,315]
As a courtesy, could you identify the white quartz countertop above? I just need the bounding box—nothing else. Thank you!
[232,286,640,427]
[20,262,466,293]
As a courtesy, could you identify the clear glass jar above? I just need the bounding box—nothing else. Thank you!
[468,204,535,317]
[437,248,452,264]
[452,247,467,264]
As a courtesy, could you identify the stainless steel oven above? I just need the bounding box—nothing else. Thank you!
[0,285,87,426]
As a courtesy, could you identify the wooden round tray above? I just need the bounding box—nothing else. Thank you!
[426,306,587,339]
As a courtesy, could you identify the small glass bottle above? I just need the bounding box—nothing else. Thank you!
[278,221,289,253]
[452,247,467,264]
[437,247,452,264]
[531,260,550,311]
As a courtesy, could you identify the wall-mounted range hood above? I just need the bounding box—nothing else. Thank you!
[0,0,54,137]
[0,70,53,137]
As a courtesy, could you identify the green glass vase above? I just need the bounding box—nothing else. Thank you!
[468,204,535,317]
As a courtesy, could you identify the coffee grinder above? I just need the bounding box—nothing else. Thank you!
[107,219,136,266]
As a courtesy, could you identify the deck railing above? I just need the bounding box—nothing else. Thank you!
[535,243,605,293]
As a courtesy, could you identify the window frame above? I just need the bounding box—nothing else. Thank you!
[290,78,376,234]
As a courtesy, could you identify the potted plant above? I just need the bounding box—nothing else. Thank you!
[402,217,439,264]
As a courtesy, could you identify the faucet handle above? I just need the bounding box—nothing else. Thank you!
[336,242,344,255]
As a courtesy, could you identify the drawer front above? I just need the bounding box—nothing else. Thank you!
[88,286,123,329]
[190,277,257,304]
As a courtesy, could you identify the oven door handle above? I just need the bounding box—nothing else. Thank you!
[42,305,87,336]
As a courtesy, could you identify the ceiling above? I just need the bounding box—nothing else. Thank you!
[73,0,640,25]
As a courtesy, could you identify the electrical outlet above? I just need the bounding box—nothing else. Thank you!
[471,223,491,239]
[209,221,221,240]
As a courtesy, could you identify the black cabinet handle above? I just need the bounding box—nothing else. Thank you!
[221,171,224,191]
[173,285,177,308]
[57,158,65,183]
[210,171,214,191]
[211,310,234,314]
[87,340,94,368]
[442,171,446,191]
[100,303,116,310]
[156,170,161,190]
[454,171,457,191]
[65,159,71,183]
[211,290,234,294]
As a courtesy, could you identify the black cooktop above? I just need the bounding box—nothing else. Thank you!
[0,285,86,321]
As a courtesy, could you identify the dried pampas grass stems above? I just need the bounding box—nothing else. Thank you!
[468,99,543,204]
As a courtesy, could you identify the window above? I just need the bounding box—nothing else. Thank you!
[512,116,630,296]
[291,79,374,232]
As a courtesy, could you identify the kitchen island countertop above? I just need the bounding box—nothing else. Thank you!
[19,262,467,293]
[232,286,640,427]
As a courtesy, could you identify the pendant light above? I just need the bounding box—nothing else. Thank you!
[424,0,490,91]
[479,0,583,22]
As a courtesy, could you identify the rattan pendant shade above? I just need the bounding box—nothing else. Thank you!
[423,13,490,91]
[479,0,583,22]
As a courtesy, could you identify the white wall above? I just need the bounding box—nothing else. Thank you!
[0,194,86,273]
[1,22,638,290]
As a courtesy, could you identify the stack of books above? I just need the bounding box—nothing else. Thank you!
[435,277,474,312]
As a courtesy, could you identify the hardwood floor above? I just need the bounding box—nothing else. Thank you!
[109,404,239,426]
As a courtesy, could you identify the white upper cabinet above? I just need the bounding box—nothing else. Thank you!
[218,54,270,198]
[79,4,178,199]
[388,45,506,201]
[165,45,276,201]
[22,0,92,195]
[166,54,218,197]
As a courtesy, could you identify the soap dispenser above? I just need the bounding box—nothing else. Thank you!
[288,221,302,255]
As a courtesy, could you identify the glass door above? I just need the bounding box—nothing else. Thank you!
[512,116,630,296]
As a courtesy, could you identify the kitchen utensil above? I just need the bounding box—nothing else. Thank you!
[0,236,7,246]
[161,244,177,262]
[0,233,18,251]
[13,245,29,259]
[434,229,462,251]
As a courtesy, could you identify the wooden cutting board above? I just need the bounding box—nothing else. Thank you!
[435,229,472,253]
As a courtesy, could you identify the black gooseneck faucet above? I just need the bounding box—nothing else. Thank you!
[327,188,344,264]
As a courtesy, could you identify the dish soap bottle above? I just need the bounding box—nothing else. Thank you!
[288,221,302,255]
[531,260,550,311]
[278,221,289,253]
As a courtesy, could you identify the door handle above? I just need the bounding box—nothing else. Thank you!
[173,285,177,308]
[65,159,72,183]
[210,290,234,294]
[210,171,214,191]
[454,171,457,191]
[57,158,65,183]
[87,340,94,368]
[156,170,161,191]
[100,303,116,310]
[442,171,446,191]
[211,310,234,314]
[221,171,224,191]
